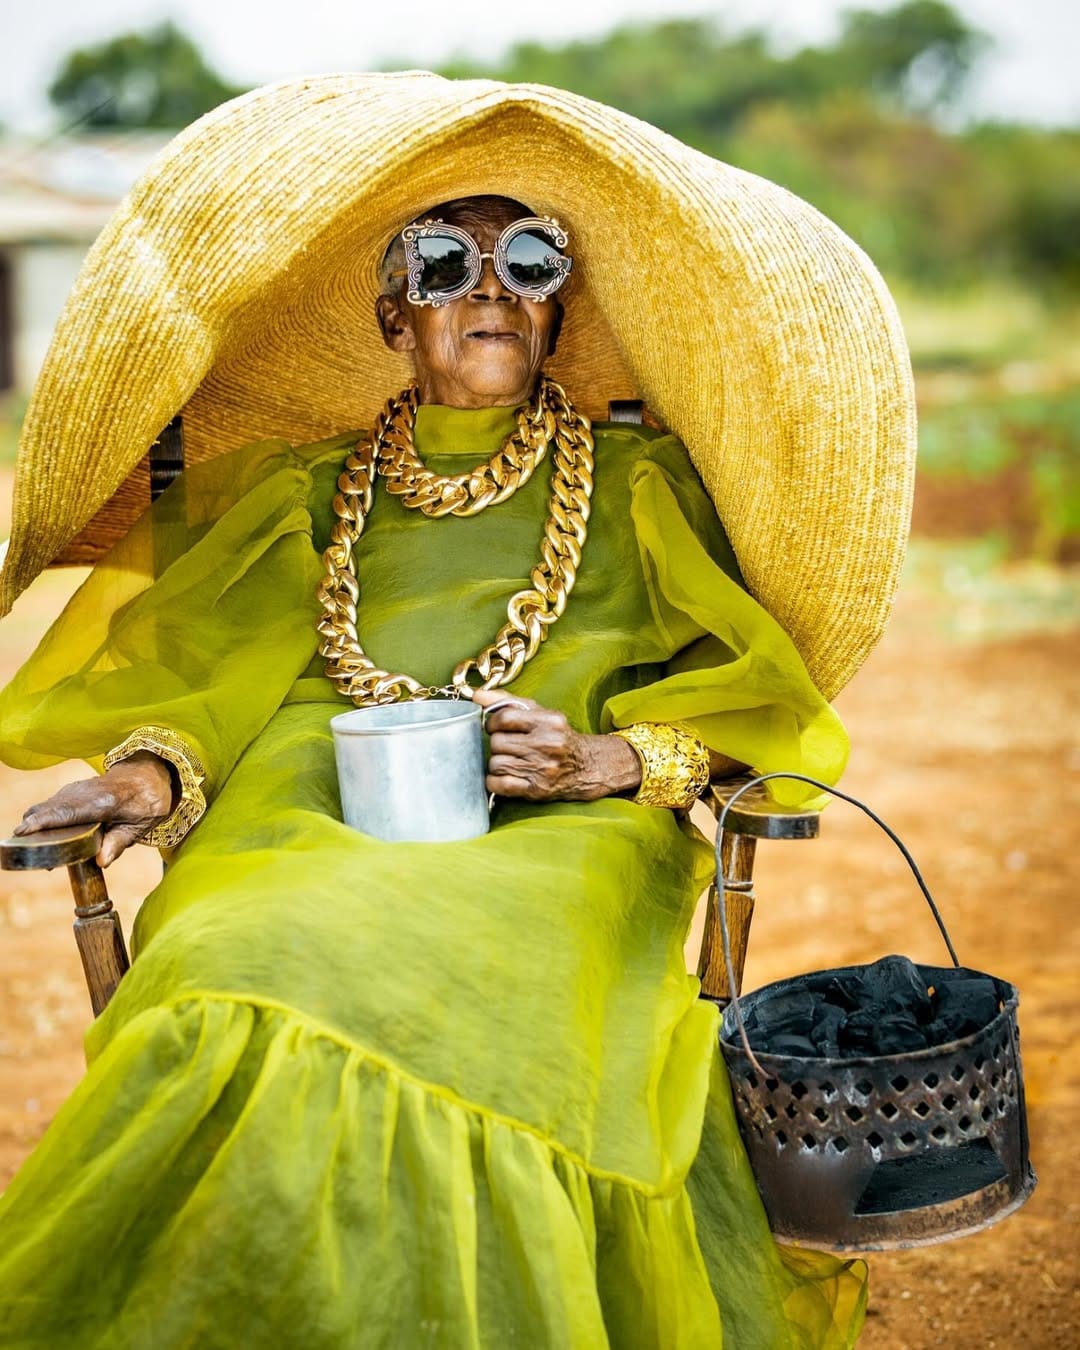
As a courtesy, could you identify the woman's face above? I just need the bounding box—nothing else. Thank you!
[376,199,562,409]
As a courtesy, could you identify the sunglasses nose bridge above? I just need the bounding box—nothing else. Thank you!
[469,250,516,301]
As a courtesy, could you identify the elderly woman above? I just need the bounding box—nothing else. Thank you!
[0,75,916,1349]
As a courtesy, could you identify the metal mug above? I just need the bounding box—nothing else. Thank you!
[329,699,516,843]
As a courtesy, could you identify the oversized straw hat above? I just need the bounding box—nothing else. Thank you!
[1,72,915,699]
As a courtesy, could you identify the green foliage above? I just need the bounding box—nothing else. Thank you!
[917,388,1080,558]
[440,3,983,139]
[48,22,243,130]
[836,0,989,114]
[431,1,1078,294]
[966,125,1080,287]
[902,538,1079,640]
[443,22,822,143]
[919,388,1078,476]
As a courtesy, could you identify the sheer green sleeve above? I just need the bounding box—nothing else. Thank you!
[604,456,850,800]
[0,441,325,806]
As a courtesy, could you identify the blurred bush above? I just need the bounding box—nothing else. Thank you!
[916,390,1079,561]
[439,1,1079,298]
[48,22,243,130]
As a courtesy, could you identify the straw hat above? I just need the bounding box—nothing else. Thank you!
[1,72,915,699]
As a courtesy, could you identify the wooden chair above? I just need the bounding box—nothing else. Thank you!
[0,408,824,1017]
[0,782,823,1018]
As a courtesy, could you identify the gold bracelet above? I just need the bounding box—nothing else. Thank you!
[103,725,207,849]
[612,723,711,809]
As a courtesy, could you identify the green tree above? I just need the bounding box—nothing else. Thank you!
[435,2,986,140]
[48,23,244,130]
[426,1,1080,292]
[441,21,813,142]
[835,0,989,115]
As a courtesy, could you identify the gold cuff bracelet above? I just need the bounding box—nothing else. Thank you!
[613,722,711,810]
[103,725,207,849]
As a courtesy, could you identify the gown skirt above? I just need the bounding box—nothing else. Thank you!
[0,405,866,1347]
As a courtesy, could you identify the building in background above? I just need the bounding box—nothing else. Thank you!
[0,136,168,395]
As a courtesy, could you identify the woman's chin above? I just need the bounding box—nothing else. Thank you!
[455,379,536,406]
[421,352,545,407]
[459,352,540,400]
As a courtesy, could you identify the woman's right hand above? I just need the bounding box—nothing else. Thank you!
[13,751,176,867]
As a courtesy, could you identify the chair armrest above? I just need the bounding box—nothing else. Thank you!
[0,823,129,1017]
[704,775,821,840]
[0,822,103,870]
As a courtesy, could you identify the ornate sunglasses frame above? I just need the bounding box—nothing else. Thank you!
[396,216,572,307]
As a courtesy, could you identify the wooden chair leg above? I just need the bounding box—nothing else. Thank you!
[1,823,130,1016]
[698,775,823,1004]
[698,831,757,1002]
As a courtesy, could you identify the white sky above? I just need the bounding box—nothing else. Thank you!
[3,0,1078,132]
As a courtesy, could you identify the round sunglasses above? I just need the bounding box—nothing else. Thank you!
[394,216,572,307]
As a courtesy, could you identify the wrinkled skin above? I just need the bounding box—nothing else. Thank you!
[15,752,176,866]
[472,689,641,802]
[16,196,741,864]
[374,197,563,410]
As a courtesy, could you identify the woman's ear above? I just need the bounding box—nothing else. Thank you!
[376,294,416,353]
[547,300,564,357]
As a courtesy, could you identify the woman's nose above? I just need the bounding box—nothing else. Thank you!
[469,255,515,302]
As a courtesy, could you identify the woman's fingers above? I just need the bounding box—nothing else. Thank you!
[471,688,534,710]
[476,691,605,801]
[488,713,569,749]
[487,753,543,780]
[486,772,541,799]
[13,757,173,840]
[97,822,151,869]
[483,705,544,735]
[487,732,560,761]
[472,689,545,735]
[14,781,114,836]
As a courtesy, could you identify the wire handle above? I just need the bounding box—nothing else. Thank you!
[714,772,961,1075]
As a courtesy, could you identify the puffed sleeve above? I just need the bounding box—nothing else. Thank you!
[0,439,327,814]
[603,451,849,802]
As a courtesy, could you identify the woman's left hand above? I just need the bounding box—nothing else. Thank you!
[472,689,642,802]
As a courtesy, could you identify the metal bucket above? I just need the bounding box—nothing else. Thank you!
[713,773,1037,1251]
[330,699,507,843]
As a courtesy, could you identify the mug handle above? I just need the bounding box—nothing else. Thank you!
[479,699,529,813]
[479,698,528,730]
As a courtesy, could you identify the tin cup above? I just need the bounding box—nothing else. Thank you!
[330,699,516,843]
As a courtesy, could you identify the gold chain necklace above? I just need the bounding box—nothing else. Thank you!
[317,377,595,705]
[377,384,556,517]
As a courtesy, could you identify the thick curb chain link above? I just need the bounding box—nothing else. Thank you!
[453,382,593,688]
[378,386,557,518]
[316,378,595,706]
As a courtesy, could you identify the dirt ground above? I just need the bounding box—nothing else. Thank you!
[0,467,1077,1347]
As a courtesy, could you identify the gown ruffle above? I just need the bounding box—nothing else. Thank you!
[0,404,865,1347]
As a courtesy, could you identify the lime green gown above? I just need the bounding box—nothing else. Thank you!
[0,405,866,1348]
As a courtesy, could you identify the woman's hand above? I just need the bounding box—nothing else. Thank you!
[472,689,642,802]
[13,752,176,868]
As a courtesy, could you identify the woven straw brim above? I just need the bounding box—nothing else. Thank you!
[1,73,915,700]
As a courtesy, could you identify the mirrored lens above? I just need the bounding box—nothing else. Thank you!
[417,235,471,293]
[504,230,565,288]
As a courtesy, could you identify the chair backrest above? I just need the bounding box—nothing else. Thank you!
[150,417,185,501]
